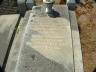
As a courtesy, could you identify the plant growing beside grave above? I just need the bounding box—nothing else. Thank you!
[39,0,43,2]
[16,24,22,34]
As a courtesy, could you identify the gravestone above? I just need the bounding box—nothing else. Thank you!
[15,5,74,72]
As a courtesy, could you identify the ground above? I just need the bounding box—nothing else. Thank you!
[35,0,66,5]
[75,1,96,72]
[35,0,96,72]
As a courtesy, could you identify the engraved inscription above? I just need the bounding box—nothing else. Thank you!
[27,17,70,50]
[26,17,73,70]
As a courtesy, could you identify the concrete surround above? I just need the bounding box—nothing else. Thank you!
[0,0,84,71]
[69,10,84,72]
[5,5,84,72]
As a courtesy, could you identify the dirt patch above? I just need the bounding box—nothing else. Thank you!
[76,0,96,72]
[35,0,66,5]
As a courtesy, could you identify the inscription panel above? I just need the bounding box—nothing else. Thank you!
[27,17,72,51]
[26,17,73,71]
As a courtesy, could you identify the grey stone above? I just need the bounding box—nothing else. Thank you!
[15,5,74,72]
[0,14,20,67]
[69,10,84,72]
[5,10,32,72]
[26,0,36,9]
[66,0,76,10]
[17,0,26,16]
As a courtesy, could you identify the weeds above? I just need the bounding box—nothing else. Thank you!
[39,0,43,2]
[15,24,21,34]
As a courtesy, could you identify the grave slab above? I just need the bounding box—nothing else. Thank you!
[0,14,20,67]
[15,5,74,72]
[5,10,32,72]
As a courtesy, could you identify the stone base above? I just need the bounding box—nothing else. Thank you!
[15,5,74,72]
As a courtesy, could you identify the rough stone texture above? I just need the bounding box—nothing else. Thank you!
[69,10,84,72]
[66,0,76,10]
[0,14,20,66]
[15,5,74,72]
[26,0,36,9]
[0,0,19,14]
[5,10,31,72]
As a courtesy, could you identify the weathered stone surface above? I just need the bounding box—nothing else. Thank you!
[0,14,20,67]
[5,10,32,72]
[15,5,74,72]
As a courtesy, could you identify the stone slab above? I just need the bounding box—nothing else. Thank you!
[5,10,32,72]
[15,5,74,72]
[69,10,84,72]
[0,14,20,67]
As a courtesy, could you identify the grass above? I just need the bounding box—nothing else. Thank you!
[39,0,43,2]
[15,24,21,34]
[88,0,95,2]
[76,1,96,70]
[79,21,96,51]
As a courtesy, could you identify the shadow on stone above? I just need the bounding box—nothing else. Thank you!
[16,42,69,72]
[75,0,80,3]
[75,0,85,4]
[48,11,60,18]
[14,26,74,72]
[0,66,4,72]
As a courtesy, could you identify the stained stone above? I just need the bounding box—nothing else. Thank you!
[15,5,74,72]
[0,14,20,67]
